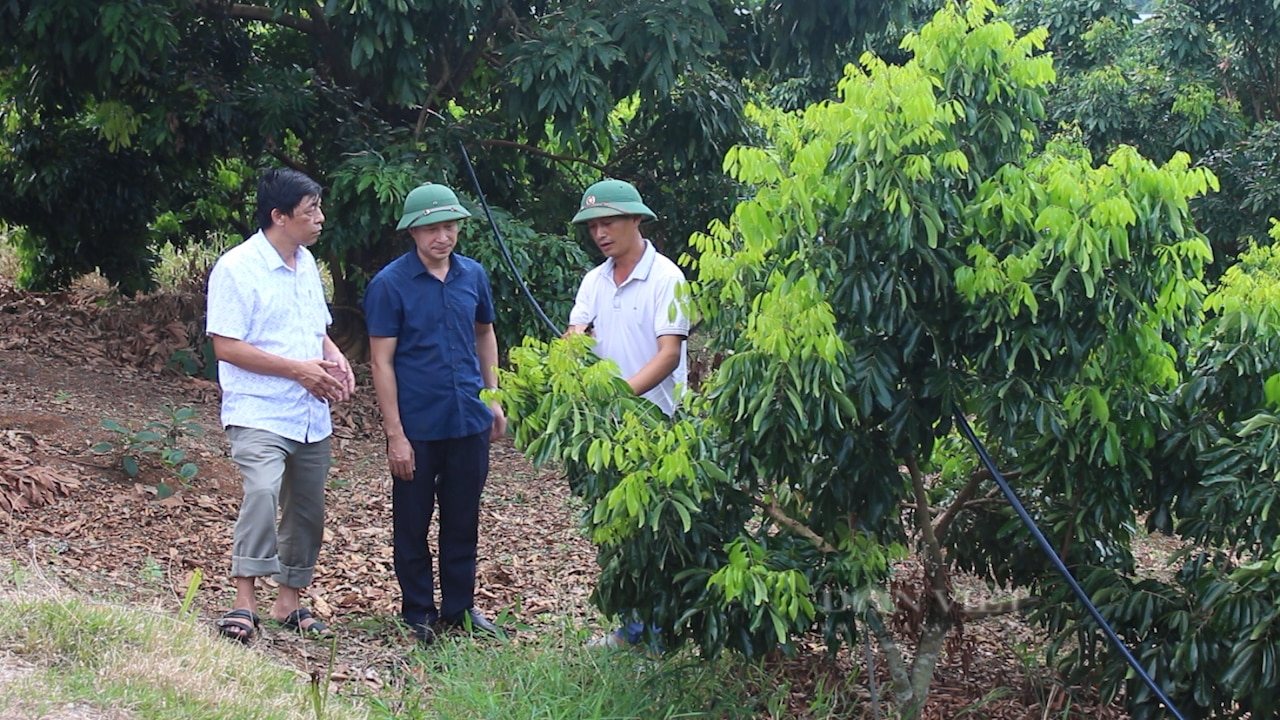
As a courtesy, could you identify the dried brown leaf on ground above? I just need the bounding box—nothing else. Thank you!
[0,437,79,516]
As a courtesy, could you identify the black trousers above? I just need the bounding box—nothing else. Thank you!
[393,429,490,628]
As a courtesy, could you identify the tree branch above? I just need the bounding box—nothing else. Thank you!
[959,596,1039,621]
[448,12,502,96]
[478,139,611,174]
[267,149,309,176]
[930,467,1023,543]
[416,52,452,140]
[193,2,318,35]
[417,7,505,138]
[931,467,987,543]
[905,496,1009,515]
[498,0,535,40]
[192,2,372,100]
[906,453,949,612]
[753,498,839,553]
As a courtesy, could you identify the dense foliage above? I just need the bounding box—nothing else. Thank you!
[1034,222,1280,720]
[499,3,1227,715]
[1005,0,1280,271]
[0,0,899,323]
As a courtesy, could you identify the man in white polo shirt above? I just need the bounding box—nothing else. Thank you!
[565,179,688,415]
[564,179,690,648]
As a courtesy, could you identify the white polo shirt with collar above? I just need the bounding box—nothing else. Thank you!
[568,239,689,416]
[206,230,333,443]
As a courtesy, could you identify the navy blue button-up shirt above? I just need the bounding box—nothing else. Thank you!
[363,251,496,441]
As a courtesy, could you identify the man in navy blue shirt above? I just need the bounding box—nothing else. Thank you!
[364,183,507,644]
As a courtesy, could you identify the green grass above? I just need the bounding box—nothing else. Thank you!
[0,587,831,720]
[375,627,773,720]
[0,591,366,720]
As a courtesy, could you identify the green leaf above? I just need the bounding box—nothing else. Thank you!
[770,611,787,643]
[1265,374,1280,408]
[1239,413,1280,437]
[674,501,692,532]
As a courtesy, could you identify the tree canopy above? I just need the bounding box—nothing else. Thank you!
[1005,0,1280,271]
[0,0,901,318]
[499,1,1280,714]
[498,2,1229,715]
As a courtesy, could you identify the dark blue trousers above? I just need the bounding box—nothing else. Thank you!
[393,430,489,628]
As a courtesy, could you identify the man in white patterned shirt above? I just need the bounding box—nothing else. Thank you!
[205,169,355,643]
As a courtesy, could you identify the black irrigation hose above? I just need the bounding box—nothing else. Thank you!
[458,141,563,338]
[952,407,1187,720]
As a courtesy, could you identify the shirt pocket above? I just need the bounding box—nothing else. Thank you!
[297,277,329,337]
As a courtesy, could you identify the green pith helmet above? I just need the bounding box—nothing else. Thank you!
[396,183,472,230]
[571,179,656,224]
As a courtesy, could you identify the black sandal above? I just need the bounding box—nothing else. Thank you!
[215,608,260,644]
[275,608,333,638]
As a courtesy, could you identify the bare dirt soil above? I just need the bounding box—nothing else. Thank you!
[0,276,1142,718]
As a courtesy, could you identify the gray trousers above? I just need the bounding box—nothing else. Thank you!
[226,426,330,588]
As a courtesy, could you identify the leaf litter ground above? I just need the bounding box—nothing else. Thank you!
[0,276,1165,718]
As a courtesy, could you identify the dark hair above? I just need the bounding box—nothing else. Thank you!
[255,168,322,231]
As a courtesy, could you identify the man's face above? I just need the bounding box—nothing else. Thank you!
[585,215,642,258]
[410,220,460,263]
[275,195,324,246]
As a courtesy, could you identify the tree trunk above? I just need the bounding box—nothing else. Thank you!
[905,615,953,719]
[865,607,916,709]
[328,260,358,309]
[324,258,369,363]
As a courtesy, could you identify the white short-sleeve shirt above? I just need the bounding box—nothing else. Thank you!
[568,239,689,416]
[206,231,333,442]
